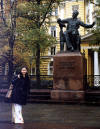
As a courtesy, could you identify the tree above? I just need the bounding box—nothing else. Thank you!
[16,0,62,87]
[13,41,30,73]
[0,0,17,83]
[7,0,17,83]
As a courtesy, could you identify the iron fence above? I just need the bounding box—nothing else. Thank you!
[29,75,53,89]
[86,75,100,89]
[0,75,100,90]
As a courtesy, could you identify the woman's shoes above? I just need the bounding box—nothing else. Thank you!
[12,119,24,124]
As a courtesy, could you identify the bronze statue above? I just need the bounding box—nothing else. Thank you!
[57,10,95,52]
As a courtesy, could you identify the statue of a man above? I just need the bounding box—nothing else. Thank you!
[57,10,95,52]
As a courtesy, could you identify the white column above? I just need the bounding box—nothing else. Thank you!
[94,51,99,75]
[99,58,100,75]
[94,50,100,87]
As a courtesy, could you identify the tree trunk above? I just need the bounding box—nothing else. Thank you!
[8,48,13,84]
[8,0,17,83]
[35,0,41,88]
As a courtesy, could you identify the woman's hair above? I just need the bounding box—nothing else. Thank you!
[21,66,28,72]
[19,66,29,78]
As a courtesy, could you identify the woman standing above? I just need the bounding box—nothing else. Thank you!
[11,67,30,124]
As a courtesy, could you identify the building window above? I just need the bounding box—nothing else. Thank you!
[51,8,58,16]
[71,0,77,2]
[55,8,58,16]
[32,67,36,75]
[72,5,79,12]
[59,3,65,9]
[51,46,56,55]
[51,26,56,37]
[48,46,56,56]
[48,61,53,75]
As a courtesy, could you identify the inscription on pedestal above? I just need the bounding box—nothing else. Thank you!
[57,61,75,70]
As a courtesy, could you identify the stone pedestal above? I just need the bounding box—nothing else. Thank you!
[51,52,87,101]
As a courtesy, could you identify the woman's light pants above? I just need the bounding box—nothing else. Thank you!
[12,104,24,123]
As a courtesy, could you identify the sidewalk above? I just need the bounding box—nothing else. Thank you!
[0,123,99,129]
[0,103,100,129]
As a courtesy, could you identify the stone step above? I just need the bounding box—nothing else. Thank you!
[1,88,100,104]
[30,92,50,96]
[28,94,50,100]
[28,98,85,104]
[28,89,51,100]
[30,89,51,95]
[85,90,100,102]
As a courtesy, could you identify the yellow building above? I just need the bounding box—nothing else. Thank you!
[39,0,84,76]
[33,0,100,82]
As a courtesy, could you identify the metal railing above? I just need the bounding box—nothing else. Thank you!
[86,75,100,89]
[0,75,53,89]
[30,75,53,89]
[0,75,100,90]
[30,75,53,80]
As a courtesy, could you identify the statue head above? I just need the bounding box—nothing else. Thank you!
[72,10,79,19]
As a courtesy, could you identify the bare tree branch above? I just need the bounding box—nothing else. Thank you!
[91,1,100,6]
[40,0,55,27]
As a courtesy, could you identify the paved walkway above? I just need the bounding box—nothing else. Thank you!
[0,103,100,129]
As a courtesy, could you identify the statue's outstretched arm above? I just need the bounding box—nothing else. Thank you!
[79,21,95,28]
[57,18,66,28]
[61,18,69,23]
[57,18,69,24]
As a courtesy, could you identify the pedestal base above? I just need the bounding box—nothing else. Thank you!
[51,52,87,102]
[51,90,85,101]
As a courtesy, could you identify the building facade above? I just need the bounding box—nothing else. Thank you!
[36,0,100,78]
[0,0,99,80]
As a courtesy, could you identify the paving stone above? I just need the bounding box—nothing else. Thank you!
[0,103,100,129]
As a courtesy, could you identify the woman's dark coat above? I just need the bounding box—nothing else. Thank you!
[10,73,30,105]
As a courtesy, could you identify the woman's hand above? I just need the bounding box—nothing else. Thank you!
[18,74,20,78]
